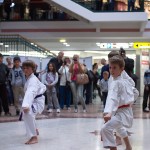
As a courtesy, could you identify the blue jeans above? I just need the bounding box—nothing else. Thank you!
[59,85,71,109]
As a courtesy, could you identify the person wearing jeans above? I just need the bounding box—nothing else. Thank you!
[0,53,11,116]
[143,62,150,112]
[58,57,71,109]
[69,54,86,113]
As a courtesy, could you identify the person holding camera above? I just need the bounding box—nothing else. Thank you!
[58,57,71,110]
[69,54,86,113]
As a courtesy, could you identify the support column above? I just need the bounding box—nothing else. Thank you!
[136,49,141,95]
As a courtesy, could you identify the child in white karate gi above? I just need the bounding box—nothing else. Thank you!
[101,55,135,150]
[21,60,46,144]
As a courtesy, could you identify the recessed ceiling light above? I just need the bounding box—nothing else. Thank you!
[66,44,70,47]
[60,39,66,43]
[63,43,68,45]
[96,43,100,45]
[5,45,9,47]
[31,43,34,45]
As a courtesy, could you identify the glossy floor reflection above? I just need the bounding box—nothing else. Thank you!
[0,118,149,150]
[0,97,150,150]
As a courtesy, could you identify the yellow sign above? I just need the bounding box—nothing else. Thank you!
[133,42,150,49]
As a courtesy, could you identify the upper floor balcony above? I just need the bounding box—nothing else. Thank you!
[0,0,149,21]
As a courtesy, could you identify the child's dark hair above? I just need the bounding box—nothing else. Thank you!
[22,60,36,71]
[92,63,98,70]
[47,63,56,74]
[13,56,21,62]
[109,55,125,68]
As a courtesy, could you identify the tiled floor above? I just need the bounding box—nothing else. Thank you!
[0,97,150,150]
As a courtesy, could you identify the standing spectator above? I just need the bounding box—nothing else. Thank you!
[6,57,13,69]
[92,63,102,100]
[119,48,138,87]
[69,54,86,113]
[4,0,11,20]
[47,51,64,101]
[99,71,109,108]
[128,0,135,11]
[58,57,71,110]
[11,56,26,115]
[100,58,109,80]
[47,51,64,72]
[95,0,102,11]
[0,53,11,116]
[143,62,150,112]
[84,68,94,105]
[44,63,60,113]
[6,57,14,105]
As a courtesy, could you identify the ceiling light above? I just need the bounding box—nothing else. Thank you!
[60,39,66,43]
[0,43,3,45]
[10,2,15,8]
[5,45,9,47]
[96,43,100,45]
[66,44,70,47]
[31,43,34,45]
[63,43,68,45]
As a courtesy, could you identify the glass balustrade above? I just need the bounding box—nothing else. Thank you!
[0,0,149,21]
[72,0,144,12]
[0,34,54,57]
[0,0,77,21]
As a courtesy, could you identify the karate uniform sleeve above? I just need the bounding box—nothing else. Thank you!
[132,87,139,101]
[104,81,120,114]
[121,70,135,87]
[22,79,38,108]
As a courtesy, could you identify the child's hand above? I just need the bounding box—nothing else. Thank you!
[23,107,29,113]
[103,113,111,122]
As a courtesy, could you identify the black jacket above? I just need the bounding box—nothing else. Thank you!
[0,63,9,84]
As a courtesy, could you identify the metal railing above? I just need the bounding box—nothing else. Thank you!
[0,34,55,57]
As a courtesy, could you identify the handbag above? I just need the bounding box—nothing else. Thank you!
[76,73,89,84]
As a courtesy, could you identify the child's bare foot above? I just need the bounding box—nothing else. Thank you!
[115,135,122,146]
[36,129,39,135]
[25,136,38,144]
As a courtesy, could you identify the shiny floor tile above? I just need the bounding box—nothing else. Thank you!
[0,118,149,150]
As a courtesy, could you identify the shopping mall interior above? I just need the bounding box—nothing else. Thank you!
[0,0,150,150]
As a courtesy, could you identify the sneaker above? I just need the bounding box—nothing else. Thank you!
[47,109,53,113]
[83,109,87,113]
[57,109,60,113]
[67,107,71,110]
[74,109,78,113]
[144,107,149,112]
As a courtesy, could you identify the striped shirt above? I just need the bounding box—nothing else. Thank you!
[144,69,150,85]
